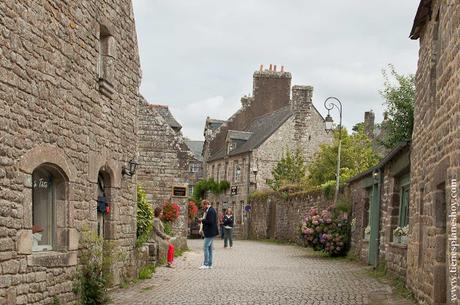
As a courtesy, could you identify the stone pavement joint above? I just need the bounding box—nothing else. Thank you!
[110,239,416,305]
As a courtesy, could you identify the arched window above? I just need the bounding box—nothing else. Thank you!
[97,170,112,239]
[32,164,67,252]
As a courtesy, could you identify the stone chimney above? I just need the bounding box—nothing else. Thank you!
[364,111,375,138]
[251,65,292,117]
[291,85,314,148]
[241,96,251,108]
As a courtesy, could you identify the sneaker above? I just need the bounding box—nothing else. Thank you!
[199,265,209,270]
[208,266,213,269]
[166,264,176,268]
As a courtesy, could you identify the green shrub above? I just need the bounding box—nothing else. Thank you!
[192,178,231,203]
[138,264,155,280]
[163,222,173,236]
[73,230,112,305]
[136,186,153,247]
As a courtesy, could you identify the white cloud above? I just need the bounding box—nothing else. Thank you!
[133,0,420,140]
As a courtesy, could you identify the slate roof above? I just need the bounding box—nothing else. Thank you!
[152,105,182,130]
[410,0,432,39]
[185,140,204,161]
[347,140,411,184]
[208,105,293,161]
[207,119,225,131]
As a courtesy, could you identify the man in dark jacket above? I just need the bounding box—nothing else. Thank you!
[199,200,218,269]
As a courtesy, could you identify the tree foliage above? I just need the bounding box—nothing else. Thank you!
[380,64,415,148]
[308,126,380,186]
[267,150,307,191]
[192,178,231,204]
[136,185,153,247]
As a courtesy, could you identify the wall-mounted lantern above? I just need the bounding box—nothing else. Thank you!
[122,159,138,177]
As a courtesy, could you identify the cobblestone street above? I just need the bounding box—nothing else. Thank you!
[110,239,413,305]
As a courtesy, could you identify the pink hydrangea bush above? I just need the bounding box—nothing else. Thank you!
[301,206,349,256]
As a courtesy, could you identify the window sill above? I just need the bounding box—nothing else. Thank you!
[27,251,77,267]
[389,242,408,249]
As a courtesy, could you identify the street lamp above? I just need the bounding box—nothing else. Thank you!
[323,96,343,204]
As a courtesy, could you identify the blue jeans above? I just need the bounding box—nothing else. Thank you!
[203,237,214,266]
[224,228,233,247]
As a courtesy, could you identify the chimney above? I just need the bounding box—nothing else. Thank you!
[259,64,263,71]
[241,96,251,108]
[281,66,284,72]
[274,65,277,72]
[364,111,375,138]
[291,85,314,153]
[291,85,313,109]
[252,66,292,116]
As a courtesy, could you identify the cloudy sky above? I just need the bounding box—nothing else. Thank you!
[132,0,420,140]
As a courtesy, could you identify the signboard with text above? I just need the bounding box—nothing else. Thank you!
[231,186,238,196]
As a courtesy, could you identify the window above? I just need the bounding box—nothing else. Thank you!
[398,175,410,227]
[217,164,221,182]
[189,163,201,173]
[234,162,241,182]
[227,142,236,154]
[188,185,194,197]
[32,165,66,252]
[98,25,115,96]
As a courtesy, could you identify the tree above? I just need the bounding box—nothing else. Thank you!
[308,126,380,187]
[267,150,306,191]
[380,64,415,148]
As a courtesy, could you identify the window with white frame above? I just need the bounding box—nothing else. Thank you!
[189,163,201,173]
[234,162,241,182]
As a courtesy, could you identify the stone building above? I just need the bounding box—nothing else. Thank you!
[203,65,332,238]
[0,1,142,304]
[348,141,411,277]
[406,1,460,304]
[137,97,203,202]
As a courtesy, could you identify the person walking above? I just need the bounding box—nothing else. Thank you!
[199,200,218,269]
[152,207,175,268]
[223,208,234,248]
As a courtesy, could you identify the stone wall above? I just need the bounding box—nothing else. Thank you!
[0,1,141,304]
[348,145,410,277]
[137,98,199,204]
[248,191,332,243]
[407,1,460,304]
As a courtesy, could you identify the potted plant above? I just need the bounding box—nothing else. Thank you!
[364,226,371,241]
[393,225,409,244]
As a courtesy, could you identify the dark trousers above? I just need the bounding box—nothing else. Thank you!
[220,225,224,238]
[224,228,233,247]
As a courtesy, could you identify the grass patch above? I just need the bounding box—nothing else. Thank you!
[174,247,189,258]
[138,264,155,280]
[366,263,415,300]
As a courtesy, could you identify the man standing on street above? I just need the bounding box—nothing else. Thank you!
[199,200,218,269]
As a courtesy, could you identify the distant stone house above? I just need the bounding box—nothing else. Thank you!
[348,141,411,277]
[137,97,203,205]
[0,1,142,303]
[406,1,459,304]
[203,66,332,238]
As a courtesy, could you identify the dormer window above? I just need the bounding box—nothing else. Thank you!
[227,142,236,154]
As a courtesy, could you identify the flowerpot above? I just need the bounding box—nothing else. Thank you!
[400,235,408,244]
